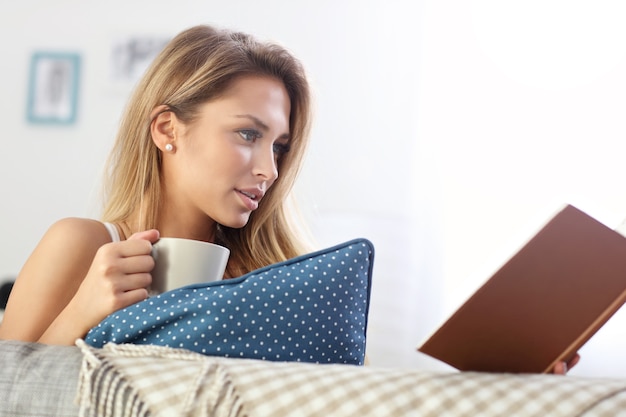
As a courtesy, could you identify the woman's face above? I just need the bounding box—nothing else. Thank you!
[161,75,291,236]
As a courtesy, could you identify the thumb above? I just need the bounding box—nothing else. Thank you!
[127,229,160,244]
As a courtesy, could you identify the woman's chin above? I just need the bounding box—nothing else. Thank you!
[219,214,251,230]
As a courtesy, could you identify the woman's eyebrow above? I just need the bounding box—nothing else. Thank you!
[233,114,269,131]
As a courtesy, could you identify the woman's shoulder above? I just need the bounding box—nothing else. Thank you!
[16,218,114,298]
[42,217,113,248]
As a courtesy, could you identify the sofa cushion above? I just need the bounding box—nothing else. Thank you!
[0,340,82,417]
[86,238,374,365]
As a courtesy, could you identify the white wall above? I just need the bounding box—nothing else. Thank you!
[0,0,440,371]
[2,0,626,378]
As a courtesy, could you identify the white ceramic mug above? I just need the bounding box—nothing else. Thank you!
[151,237,230,293]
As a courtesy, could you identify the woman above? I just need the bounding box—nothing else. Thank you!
[0,24,312,345]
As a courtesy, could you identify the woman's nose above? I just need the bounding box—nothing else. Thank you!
[253,145,279,182]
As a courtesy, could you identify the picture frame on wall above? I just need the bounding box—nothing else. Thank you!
[110,36,169,84]
[26,52,81,125]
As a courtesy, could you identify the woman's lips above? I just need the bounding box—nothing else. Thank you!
[236,189,260,211]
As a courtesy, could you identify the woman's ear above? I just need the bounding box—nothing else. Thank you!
[150,105,177,152]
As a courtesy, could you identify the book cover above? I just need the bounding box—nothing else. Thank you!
[418,204,626,373]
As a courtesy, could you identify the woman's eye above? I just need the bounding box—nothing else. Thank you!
[273,142,291,157]
[238,129,261,142]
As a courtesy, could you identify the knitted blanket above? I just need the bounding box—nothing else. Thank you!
[76,340,626,417]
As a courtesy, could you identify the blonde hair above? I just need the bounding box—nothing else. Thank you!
[101,24,313,278]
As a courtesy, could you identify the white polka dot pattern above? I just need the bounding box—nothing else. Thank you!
[86,238,374,365]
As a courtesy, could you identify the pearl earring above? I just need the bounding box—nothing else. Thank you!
[165,143,174,152]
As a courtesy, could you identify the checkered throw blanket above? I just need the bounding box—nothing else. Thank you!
[75,340,626,417]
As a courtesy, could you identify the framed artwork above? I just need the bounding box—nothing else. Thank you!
[26,52,81,124]
[110,36,169,84]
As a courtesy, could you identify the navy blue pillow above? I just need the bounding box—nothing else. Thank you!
[85,238,374,365]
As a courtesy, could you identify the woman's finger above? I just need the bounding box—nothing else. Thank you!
[127,229,160,243]
[117,252,155,275]
[553,361,568,375]
[117,286,150,308]
[117,272,153,292]
[567,353,581,370]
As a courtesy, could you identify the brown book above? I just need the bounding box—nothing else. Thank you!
[418,204,626,373]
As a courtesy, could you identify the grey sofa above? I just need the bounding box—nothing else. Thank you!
[1,340,81,416]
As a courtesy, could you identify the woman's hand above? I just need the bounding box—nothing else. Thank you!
[36,228,160,344]
[552,353,581,375]
[70,229,160,332]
